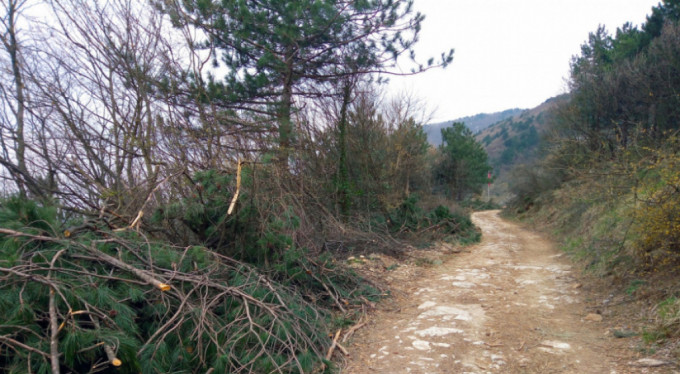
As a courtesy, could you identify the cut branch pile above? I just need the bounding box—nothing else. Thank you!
[0,199,331,373]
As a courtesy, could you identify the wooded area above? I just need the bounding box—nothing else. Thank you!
[0,1,488,372]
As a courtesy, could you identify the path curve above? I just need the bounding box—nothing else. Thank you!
[344,210,618,373]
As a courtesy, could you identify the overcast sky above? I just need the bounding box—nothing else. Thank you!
[388,0,662,122]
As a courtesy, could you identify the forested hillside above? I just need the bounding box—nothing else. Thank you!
[507,0,680,357]
[424,108,524,146]
[473,96,565,202]
[477,96,564,170]
[0,1,493,373]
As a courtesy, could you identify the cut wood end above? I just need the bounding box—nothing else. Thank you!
[111,358,122,366]
[158,283,171,291]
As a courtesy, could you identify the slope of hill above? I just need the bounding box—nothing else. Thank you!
[424,108,524,146]
[476,95,566,172]
[473,95,567,202]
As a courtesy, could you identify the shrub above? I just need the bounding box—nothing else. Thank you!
[654,297,680,340]
[631,144,680,266]
[386,195,480,245]
[459,198,501,211]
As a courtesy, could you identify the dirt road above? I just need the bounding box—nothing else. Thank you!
[343,210,664,373]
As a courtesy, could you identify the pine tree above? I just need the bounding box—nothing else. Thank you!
[157,0,452,164]
[435,122,491,200]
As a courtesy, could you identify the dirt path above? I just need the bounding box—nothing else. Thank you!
[342,210,668,373]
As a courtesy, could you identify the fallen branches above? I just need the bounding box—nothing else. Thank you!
[0,225,330,373]
[303,263,346,313]
[48,249,66,374]
[0,228,60,242]
[0,193,386,373]
[87,244,171,291]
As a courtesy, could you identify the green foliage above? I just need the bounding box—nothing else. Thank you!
[388,195,424,232]
[459,198,501,211]
[654,297,680,339]
[499,125,539,165]
[159,0,452,158]
[630,142,680,266]
[0,196,335,373]
[385,195,480,244]
[0,196,58,235]
[324,94,433,215]
[434,122,491,201]
[153,168,266,262]
[152,170,379,310]
[170,0,437,102]
[551,4,680,173]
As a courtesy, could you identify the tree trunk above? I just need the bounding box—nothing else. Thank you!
[278,51,295,168]
[7,0,28,197]
[337,80,352,217]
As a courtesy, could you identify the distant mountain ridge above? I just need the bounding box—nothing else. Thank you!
[423,108,525,146]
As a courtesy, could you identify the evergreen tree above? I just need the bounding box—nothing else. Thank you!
[435,122,491,200]
[158,0,453,164]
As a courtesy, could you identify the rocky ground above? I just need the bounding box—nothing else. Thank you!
[341,210,678,374]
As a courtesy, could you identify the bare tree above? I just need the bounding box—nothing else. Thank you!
[0,0,39,197]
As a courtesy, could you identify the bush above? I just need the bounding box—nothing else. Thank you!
[386,195,480,245]
[506,163,565,214]
[459,198,501,211]
[654,297,680,340]
[151,169,378,312]
[631,144,680,266]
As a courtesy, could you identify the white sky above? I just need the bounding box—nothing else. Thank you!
[388,0,661,122]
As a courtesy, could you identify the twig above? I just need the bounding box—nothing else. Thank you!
[303,264,346,313]
[415,221,449,234]
[227,160,242,215]
[89,316,121,367]
[88,244,171,291]
[0,335,51,358]
[0,228,60,242]
[325,329,342,360]
[113,210,143,232]
[141,286,196,349]
[342,319,367,343]
[49,249,66,374]
[336,342,349,356]
[112,172,178,232]
[359,296,376,309]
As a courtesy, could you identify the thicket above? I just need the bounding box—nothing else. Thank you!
[0,0,488,372]
[506,0,680,344]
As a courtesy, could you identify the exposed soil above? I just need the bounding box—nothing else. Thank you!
[341,210,678,373]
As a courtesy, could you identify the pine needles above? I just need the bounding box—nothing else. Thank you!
[0,197,332,373]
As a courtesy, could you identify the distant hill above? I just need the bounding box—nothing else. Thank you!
[474,95,568,202]
[424,108,524,146]
[476,95,567,171]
